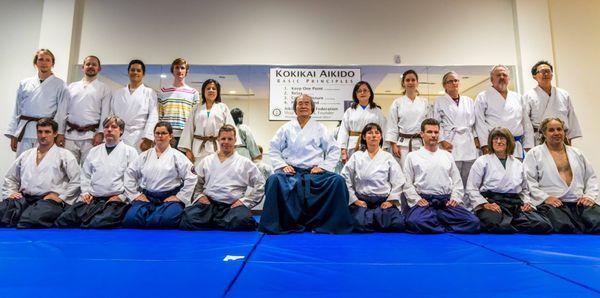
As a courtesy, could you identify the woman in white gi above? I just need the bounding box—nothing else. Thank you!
[524,118,600,233]
[433,71,479,189]
[178,79,237,166]
[55,116,139,228]
[338,81,386,164]
[122,122,197,228]
[466,127,552,234]
[258,94,354,234]
[386,69,432,167]
[110,59,158,152]
[341,123,405,232]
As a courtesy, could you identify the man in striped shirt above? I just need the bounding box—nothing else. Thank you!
[158,58,199,148]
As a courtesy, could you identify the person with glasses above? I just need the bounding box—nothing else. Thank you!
[433,71,479,194]
[466,127,552,233]
[337,81,386,164]
[122,122,197,228]
[524,61,582,145]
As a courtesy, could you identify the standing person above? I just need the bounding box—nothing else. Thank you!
[158,58,199,148]
[178,79,237,166]
[111,59,158,152]
[524,118,600,233]
[122,122,197,228]
[0,119,80,228]
[230,108,260,160]
[5,49,69,156]
[403,118,480,234]
[433,71,479,189]
[338,81,386,164]
[254,145,274,181]
[386,69,432,167]
[466,127,552,234]
[258,94,353,234]
[180,124,265,231]
[61,55,111,163]
[55,116,138,228]
[524,61,582,145]
[474,65,534,158]
[341,123,406,232]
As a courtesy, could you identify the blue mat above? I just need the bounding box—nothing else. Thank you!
[1,230,599,297]
[0,229,262,298]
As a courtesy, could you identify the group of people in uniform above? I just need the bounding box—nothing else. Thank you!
[0,48,598,234]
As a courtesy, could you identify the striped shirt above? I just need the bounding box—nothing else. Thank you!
[158,84,199,137]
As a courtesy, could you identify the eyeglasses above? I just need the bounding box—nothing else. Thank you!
[154,132,170,136]
[444,79,460,84]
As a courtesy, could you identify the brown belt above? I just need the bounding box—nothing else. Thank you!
[193,135,218,152]
[66,121,99,133]
[16,115,42,142]
[398,132,421,152]
[349,131,362,151]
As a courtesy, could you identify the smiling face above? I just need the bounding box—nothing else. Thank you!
[153,125,172,147]
[491,66,510,92]
[533,64,553,86]
[294,95,313,117]
[355,83,371,105]
[203,82,218,103]
[443,73,460,94]
[83,56,101,78]
[543,119,566,146]
[402,73,418,92]
[218,130,236,155]
[172,64,188,80]
[363,126,382,149]
[128,63,144,85]
[492,135,507,155]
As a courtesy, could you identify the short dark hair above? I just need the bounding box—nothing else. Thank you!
[36,118,58,132]
[33,49,55,66]
[128,59,145,74]
[201,79,222,104]
[531,60,553,75]
[154,121,173,134]
[351,81,379,109]
[84,55,101,68]
[293,94,315,114]
[230,108,244,125]
[420,118,440,132]
[359,123,384,150]
[487,127,515,155]
[170,58,189,74]
[218,124,237,138]
[103,116,125,136]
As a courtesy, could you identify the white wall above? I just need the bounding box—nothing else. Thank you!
[74,0,519,167]
[0,0,44,175]
[548,0,600,170]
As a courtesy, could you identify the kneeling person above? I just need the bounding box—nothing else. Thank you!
[180,125,265,230]
[467,127,552,234]
[56,116,138,228]
[404,118,480,233]
[259,94,354,234]
[524,118,600,233]
[341,123,406,232]
[0,118,79,228]
[122,122,197,228]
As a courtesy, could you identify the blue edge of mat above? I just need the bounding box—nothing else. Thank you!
[0,229,598,298]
